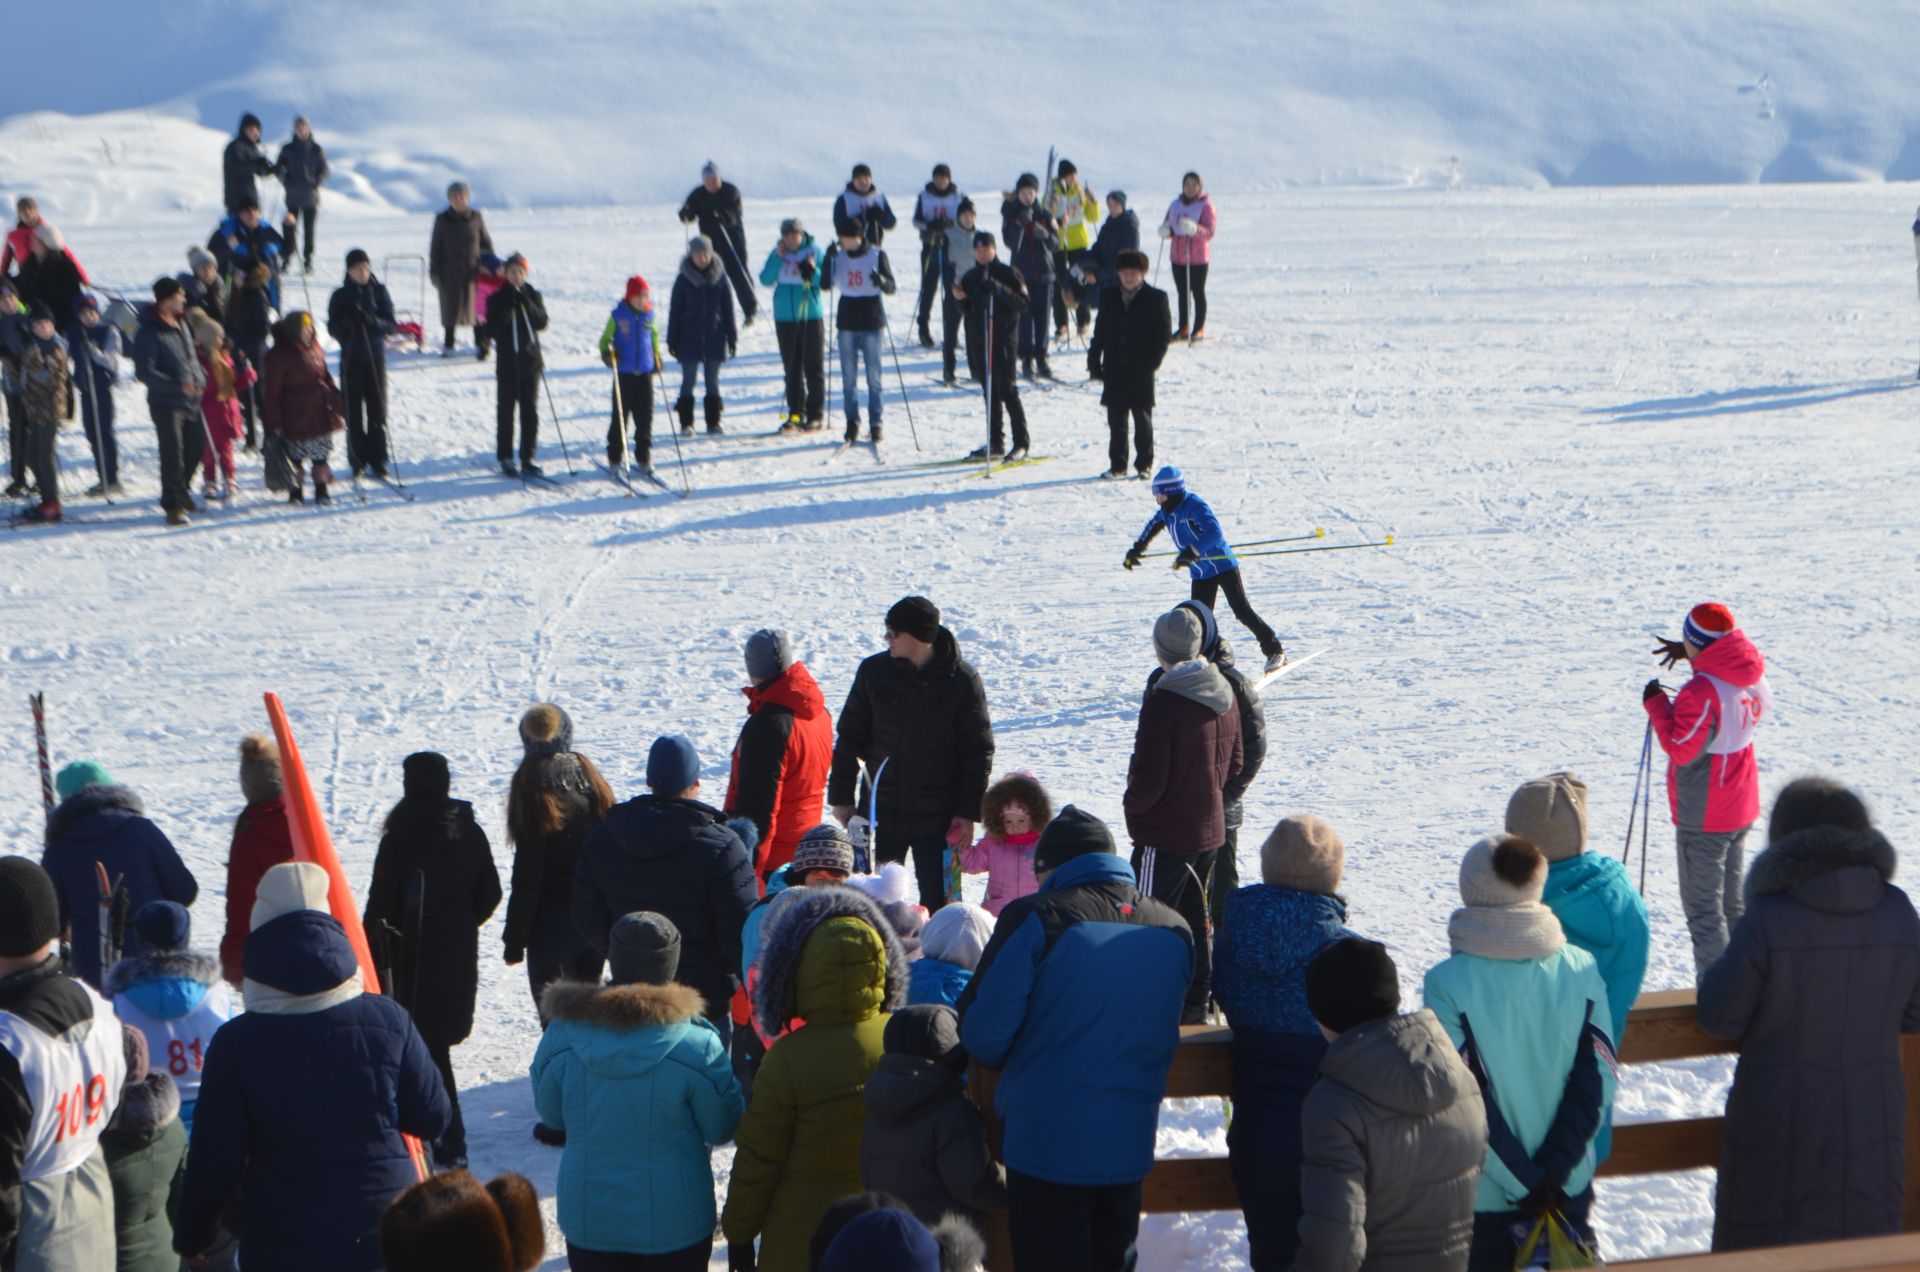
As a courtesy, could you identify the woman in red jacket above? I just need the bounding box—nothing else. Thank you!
[261,310,342,504]
[220,733,293,985]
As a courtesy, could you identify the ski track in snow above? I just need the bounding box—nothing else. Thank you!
[6,186,1920,1268]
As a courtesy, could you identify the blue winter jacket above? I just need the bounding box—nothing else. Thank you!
[758,238,826,323]
[41,785,199,986]
[67,322,120,394]
[1140,491,1237,580]
[1541,853,1649,1051]
[957,851,1192,1185]
[174,909,450,1271]
[666,253,737,365]
[907,956,972,1008]
[741,862,799,982]
[533,979,744,1255]
[605,301,663,374]
[1213,886,1353,1036]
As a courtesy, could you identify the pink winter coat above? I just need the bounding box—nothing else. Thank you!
[197,348,255,443]
[1646,629,1772,834]
[1162,194,1216,266]
[960,829,1040,916]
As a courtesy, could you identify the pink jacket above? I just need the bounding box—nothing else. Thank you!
[197,348,256,444]
[960,829,1040,916]
[1163,194,1216,266]
[1645,629,1772,833]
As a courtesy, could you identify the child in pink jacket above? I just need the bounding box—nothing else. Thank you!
[960,771,1053,915]
[189,311,255,499]
[1159,172,1217,339]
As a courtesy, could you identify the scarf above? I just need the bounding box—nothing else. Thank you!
[1447,902,1566,962]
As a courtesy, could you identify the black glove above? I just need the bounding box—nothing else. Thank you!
[1017,207,1035,225]
[1172,546,1199,571]
[600,348,615,368]
[727,1243,757,1272]
[1123,544,1145,571]
[678,210,696,224]
[1652,637,1688,669]
[1516,1182,1569,1221]
[1088,360,1102,381]
[1643,678,1667,704]
[798,258,815,282]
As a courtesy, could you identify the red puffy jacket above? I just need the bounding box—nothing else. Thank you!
[725,661,834,887]
[1646,629,1772,833]
[219,796,295,984]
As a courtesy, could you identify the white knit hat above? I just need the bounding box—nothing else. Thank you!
[251,861,331,931]
[922,902,996,972]
[1458,835,1546,908]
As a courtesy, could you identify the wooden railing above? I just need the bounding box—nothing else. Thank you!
[967,989,1920,1266]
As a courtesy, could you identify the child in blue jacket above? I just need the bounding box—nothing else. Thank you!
[1124,466,1285,671]
[598,275,664,474]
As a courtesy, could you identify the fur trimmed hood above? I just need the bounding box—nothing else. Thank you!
[108,1071,181,1138]
[982,772,1051,840]
[47,783,145,843]
[1745,824,1897,910]
[752,885,908,1038]
[104,947,221,997]
[540,979,706,1030]
[931,1212,987,1271]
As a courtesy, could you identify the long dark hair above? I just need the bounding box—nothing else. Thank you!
[505,752,613,846]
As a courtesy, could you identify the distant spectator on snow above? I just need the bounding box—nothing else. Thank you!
[325,248,398,478]
[724,628,835,888]
[832,162,896,246]
[1086,246,1170,480]
[273,115,329,275]
[1645,602,1773,979]
[179,245,225,323]
[207,200,285,308]
[220,734,292,986]
[18,222,85,331]
[484,252,548,476]
[1,195,43,277]
[69,292,123,495]
[1080,190,1141,304]
[14,302,71,524]
[186,308,252,502]
[40,759,199,987]
[679,160,756,324]
[667,235,737,438]
[1159,171,1216,340]
[222,113,275,214]
[429,181,494,357]
[226,262,274,453]
[1699,778,1920,1252]
[260,310,344,504]
[380,1170,544,1272]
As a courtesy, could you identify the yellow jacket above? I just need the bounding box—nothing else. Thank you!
[1048,179,1100,252]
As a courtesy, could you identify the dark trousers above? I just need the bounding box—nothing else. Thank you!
[150,401,204,513]
[78,379,118,485]
[1467,1189,1594,1272]
[1174,262,1210,332]
[567,1241,709,1271]
[496,373,540,463]
[1209,820,1242,935]
[526,917,603,1024]
[1226,1028,1324,1271]
[1106,403,1153,475]
[282,205,318,263]
[712,234,757,319]
[1017,279,1053,359]
[608,371,654,467]
[917,249,955,335]
[1131,844,1215,1023]
[426,1039,466,1156]
[342,358,388,470]
[774,319,825,421]
[1054,249,1093,330]
[1191,567,1280,659]
[235,342,266,447]
[971,341,1027,452]
[5,392,25,484]
[1007,1168,1142,1272]
[877,827,952,912]
[23,419,56,503]
[940,282,965,380]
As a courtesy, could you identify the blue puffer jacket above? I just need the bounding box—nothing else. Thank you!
[907,956,972,1008]
[1213,886,1353,1036]
[957,851,1192,1185]
[741,862,798,982]
[605,301,663,374]
[173,909,449,1271]
[533,979,744,1255]
[667,252,737,364]
[42,785,199,986]
[1140,491,1236,580]
[1541,853,1649,1050]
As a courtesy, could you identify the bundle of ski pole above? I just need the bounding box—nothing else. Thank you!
[1144,526,1398,562]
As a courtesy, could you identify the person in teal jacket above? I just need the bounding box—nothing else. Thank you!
[1422,834,1616,1272]
[531,911,743,1269]
[759,217,826,432]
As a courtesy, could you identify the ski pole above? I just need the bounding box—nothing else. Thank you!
[75,345,111,503]
[610,362,630,481]
[712,228,757,320]
[983,280,995,469]
[357,321,408,492]
[879,310,923,452]
[1192,536,1396,562]
[1623,720,1651,866]
[654,364,690,494]
[525,314,575,476]
[31,692,54,825]
[1638,724,1654,895]
[1146,528,1324,557]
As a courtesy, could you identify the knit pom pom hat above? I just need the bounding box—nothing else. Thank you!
[1448,834,1565,961]
[518,704,573,758]
[239,733,284,804]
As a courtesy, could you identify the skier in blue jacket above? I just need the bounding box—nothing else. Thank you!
[1124,466,1285,671]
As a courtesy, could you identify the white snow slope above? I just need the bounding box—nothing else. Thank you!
[4,181,1919,1267]
[8,0,1920,217]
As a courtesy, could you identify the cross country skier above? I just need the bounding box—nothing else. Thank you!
[678,161,757,326]
[1000,174,1057,379]
[599,275,663,473]
[1124,467,1286,671]
[820,226,896,446]
[760,218,826,432]
[1047,159,1100,341]
[832,163,897,246]
[951,233,1030,461]
[911,164,965,348]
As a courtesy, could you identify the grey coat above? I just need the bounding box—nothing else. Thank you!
[1698,824,1920,1252]
[1294,1010,1486,1272]
[428,207,493,327]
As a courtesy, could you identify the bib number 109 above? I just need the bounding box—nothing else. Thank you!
[53,1074,108,1142]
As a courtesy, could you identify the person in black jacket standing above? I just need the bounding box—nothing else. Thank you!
[829,595,995,911]
[363,752,502,1170]
[678,161,756,326]
[222,113,274,214]
[951,233,1030,461]
[484,253,548,476]
[1086,248,1171,480]
[572,734,759,1047]
[325,249,397,478]
[274,116,329,275]
[131,277,207,525]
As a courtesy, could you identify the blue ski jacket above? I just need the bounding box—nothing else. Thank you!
[1139,490,1237,579]
[906,956,972,1008]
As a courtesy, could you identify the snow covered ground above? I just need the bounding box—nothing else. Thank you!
[5,181,1920,1267]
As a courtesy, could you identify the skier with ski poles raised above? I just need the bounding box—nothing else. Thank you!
[679,160,758,327]
[760,217,826,433]
[911,163,965,348]
[482,253,549,477]
[1124,467,1286,672]
[598,275,663,474]
[1000,173,1058,379]
[951,232,1030,462]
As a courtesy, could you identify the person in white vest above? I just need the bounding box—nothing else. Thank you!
[0,855,126,1272]
[105,901,237,1135]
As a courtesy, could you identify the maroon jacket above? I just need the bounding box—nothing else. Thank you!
[1123,661,1243,854]
[261,315,342,441]
[219,795,295,985]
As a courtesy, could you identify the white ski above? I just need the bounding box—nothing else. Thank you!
[1253,648,1327,691]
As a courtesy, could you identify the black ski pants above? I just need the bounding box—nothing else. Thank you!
[970,339,1027,452]
[1106,403,1153,475]
[608,371,654,466]
[78,376,119,485]
[426,1039,466,1157]
[1007,1168,1143,1272]
[1053,248,1093,331]
[877,826,951,913]
[23,419,56,503]
[1174,261,1210,332]
[149,401,203,514]
[567,1242,709,1272]
[1132,844,1215,1023]
[342,357,388,470]
[496,371,540,463]
[1191,566,1280,659]
[526,917,602,1024]
[774,319,825,421]
[283,205,318,264]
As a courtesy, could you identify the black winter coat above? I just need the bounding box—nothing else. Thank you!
[17,250,84,331]
[956,261,1028,355]
[1699,823,1920,1252]
[860,1051,1007,1227]
[274,137,329,210]
[1088,282,1172,410]
[179,272,225,326]
[678,181,749,262]
[666,255,737,365]
[999,199,1056,284]
[225,282,274,361]
[828,627,996,838]
[503,785,595,962]
[484,282,547,391]
[131,307,206,412]
[1084,209,1142,297]
[222,135,273,211]
[363,799,502,1048]
[572,795,758,1012]
[326,276,397,367]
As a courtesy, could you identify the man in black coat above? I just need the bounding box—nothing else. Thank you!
[273,116,330,274]
[483,253,547,476]
[222,113,274,214]
[571,734,758,1046]
[131,277,207,525]
[428,182,494,356]
[678,161,756,325]
[951,234,1030,461]
[325,249,398,477]
[1087,248,1171,479]
[828,595,996,911]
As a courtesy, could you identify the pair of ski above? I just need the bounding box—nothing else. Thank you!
[591,460,677,498]
[30,693,128,971]
[827,439,885,464]
[910,454,1054,478]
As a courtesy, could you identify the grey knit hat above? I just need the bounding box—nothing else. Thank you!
[187,244,217,272]
[1153,608,1203,664]
[1260,815,1345,893]
[791,823,855,876]
[608,911,682,986]
[1459,834,1547,907]
[688,234,713,256]
[519,703,573,758]
[744,628,794,684]
[1505,773,1589,863]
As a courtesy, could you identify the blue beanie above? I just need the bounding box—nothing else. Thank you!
[820,1209,940,1272]
[647,734,701,792]
[55,760,114,802]
[1151,466,1186,496]
[132,900,191,952]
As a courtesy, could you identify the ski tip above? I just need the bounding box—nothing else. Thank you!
[1385,534,1396,545]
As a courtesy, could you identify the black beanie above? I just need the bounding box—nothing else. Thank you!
[886,595,941,644]
[345,248,370,269]
[1305,937,1402,1034]
[0,856,61,958]
[971,231,995,249]
[608,911,682,986]
[152,276,183,303]
[1032,805,1115,874]
[402,752,451,801]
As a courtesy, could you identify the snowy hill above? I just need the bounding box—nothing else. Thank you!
[7,0,1920,222]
